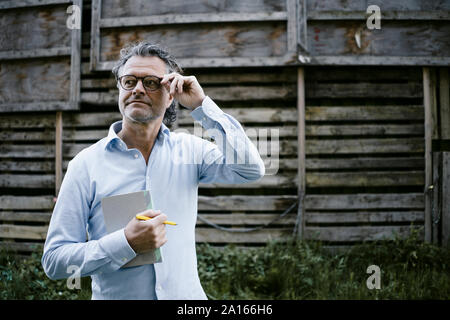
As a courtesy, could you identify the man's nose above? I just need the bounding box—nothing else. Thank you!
[132,79,146,95]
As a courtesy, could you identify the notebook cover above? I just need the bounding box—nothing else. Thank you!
[101,190,162,268]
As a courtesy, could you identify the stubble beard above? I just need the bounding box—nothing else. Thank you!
[120,102,162,124]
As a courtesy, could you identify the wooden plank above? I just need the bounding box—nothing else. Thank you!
[0,129,108,142]
[423,67,436,242]
[306,171,424,187]
[305,193,424,210]
[63,112,121,127]
[0,174,54,188]
[306,0,450,12]
[308,11,450,21]
[69,0,82,109]
[195,228,291,243]
[0,101,77,113]
[179,123,423,138]
[306,138,424,154]
[0,211,52,222]
[0,114,55,128]
[306,124,423,136]
[0,196,54,210]
[305,106,424,121]
[55,112,63,195]
[196,194,423,212]
[179,106,294,124]
[90,0,101,71]
[0,0,72,10]
[296,67,306,238]
[0,58,71,110]
[101,0,287,18]
[297,0,307,51]
[307,21,450,59]
[195,211,424,226]
[96,55,299,70]
[200,173,297,189]
[195,225,425,243]
[305,211,424,224]
[181,106,423,124]
[99,22,288,62]
[306,67,422,81]
[0,130,55,142]
[0,47,71,60]
[0,144,55,158]
[0,242,43,253]
[304,157,424,170]
[196,213,296,226]
[286,0,298,52]
[304,225,423,242]
[443,152,450,247]
[100,12,287,28]
[200,171,424,189]
[440,68,450,139]
[305,83,423,98]
[307,56,450,66]
[0,224,48,240]
[0,160,55,172]
[197,195,297,211]
[0,4,71,52]
[432,152,441,244]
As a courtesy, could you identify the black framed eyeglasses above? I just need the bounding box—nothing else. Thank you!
[118,75,163,91]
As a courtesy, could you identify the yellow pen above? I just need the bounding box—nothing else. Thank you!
[135,214,177,226]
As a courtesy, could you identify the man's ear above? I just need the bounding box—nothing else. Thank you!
[167,94,174,110]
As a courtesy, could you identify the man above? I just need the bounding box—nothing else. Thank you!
[42,42,265,299]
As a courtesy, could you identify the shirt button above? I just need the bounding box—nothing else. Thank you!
[134,153,139,159]
[156,285,162,291]
[121,257,127,262]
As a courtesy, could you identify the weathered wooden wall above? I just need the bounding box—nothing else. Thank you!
[1,0,449,255]
[0,0,81,112]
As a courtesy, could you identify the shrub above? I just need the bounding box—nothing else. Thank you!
[1,229,449,300]
[0,249,91,300]
[196,230,450,300]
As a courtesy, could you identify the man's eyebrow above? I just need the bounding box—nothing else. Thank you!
[120,73,164,79]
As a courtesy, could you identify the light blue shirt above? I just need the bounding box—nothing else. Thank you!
[41,96,265,299]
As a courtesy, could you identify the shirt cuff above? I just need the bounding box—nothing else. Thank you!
[98,228,137,268]
[191,96,224,129]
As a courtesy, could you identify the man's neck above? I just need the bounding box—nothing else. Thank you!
[117,117,162,164]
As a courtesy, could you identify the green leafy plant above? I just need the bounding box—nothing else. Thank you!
[0,229,448,300]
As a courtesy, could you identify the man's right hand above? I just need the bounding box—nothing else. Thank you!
[124,209,168,253]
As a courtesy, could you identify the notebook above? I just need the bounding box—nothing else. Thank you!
[101,190,162,268]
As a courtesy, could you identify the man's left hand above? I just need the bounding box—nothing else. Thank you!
[161,73,206,110]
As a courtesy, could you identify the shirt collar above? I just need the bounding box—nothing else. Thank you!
[103,120,170,150]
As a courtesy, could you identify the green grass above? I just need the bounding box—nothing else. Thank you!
[1,229,449,299]
[197,229,450,300]
[0,248,92,300]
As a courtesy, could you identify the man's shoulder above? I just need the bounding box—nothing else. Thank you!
[69,138,107,166]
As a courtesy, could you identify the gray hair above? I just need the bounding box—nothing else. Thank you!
[112,42,183,126]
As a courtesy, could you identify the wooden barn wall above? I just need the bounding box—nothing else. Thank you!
[0,0,82,112]
[2,0,450,254]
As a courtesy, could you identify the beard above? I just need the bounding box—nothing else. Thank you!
[120,101,164,124]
